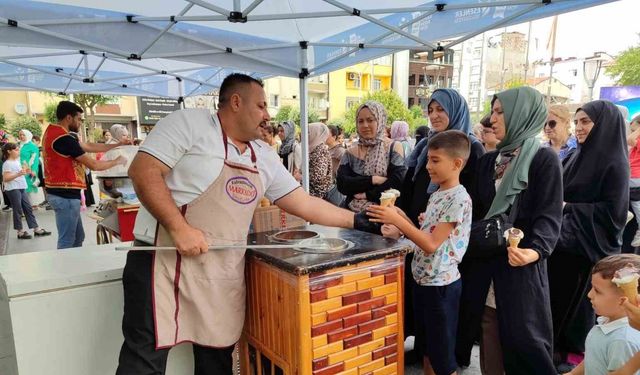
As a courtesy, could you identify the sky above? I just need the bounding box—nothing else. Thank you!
[507,0,638,60]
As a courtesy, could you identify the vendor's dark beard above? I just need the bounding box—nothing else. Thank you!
[69,124,80,132]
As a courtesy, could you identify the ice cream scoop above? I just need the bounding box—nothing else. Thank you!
[612,264,640,305]
[503,228,524,248]
[380,189,401,207]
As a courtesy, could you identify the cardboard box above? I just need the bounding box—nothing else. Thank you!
[250,205,306,233]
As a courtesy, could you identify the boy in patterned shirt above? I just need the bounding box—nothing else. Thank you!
[368,130,472,375]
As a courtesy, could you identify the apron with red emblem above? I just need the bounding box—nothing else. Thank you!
[152,131,263,349]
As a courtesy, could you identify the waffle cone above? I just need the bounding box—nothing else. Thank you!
[508,237,521,248]
[618,281,639,305]
[380,197,396,207]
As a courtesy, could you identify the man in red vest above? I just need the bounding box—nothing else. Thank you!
[42,101,126,249]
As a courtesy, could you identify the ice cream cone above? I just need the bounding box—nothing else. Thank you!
[619,281,639,304]
[613,264,640,305]
[504,228,524,248]
[380,197,396,207]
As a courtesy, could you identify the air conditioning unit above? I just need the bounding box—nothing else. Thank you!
[348,72,357,80]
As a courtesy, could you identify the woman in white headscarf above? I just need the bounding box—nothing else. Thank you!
[307,123,333,198]
[18,129,40,204]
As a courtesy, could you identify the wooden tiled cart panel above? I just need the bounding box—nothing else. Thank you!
[241,257,404,375]
[309,258,403,375]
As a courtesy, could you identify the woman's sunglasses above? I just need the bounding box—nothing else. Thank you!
[545,120,557,129]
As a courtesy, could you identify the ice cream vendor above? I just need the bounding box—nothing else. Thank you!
[115,73,372,375]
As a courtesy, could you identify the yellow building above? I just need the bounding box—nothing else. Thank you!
[263,75,329,122]
[328,56,393,121]
[0,91,139,138]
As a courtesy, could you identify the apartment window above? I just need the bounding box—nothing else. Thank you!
[269,94,279,107]
[408,74,416,86]
[346,97,360,110]
[469,97,479,108]
[470,82,479,91]
[373,79,382,91]
[473,47,482,58]
[408,97,415,107]
[353,75,361,88]
[471,66,481,75]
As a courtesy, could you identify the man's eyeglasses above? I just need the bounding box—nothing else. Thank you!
[545,120,557,129]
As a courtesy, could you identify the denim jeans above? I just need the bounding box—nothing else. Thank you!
[48,194,84,249]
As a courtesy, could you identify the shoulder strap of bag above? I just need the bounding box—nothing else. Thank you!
[507,193,521,223]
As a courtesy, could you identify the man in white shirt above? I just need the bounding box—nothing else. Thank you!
[116,73,359,375]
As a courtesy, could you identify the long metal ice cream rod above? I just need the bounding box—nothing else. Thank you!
[116,244,305,251]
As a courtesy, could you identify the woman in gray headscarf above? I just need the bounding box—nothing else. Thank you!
[337,101,406,216]
[277,121,301,177]
[108,124,130,145]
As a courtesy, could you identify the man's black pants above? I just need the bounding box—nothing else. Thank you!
[115,249,234,375]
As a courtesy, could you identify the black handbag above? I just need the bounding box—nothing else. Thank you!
[466,195,521,259]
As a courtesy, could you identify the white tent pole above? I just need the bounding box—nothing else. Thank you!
[0,51,79,60]
[310,9,437,74]
[243,0,264,15]
[444,4,542,49]
[322,0,436,49]
[138,3,194,57]
[184,0,230,17]
[233,0,241,12]
[299,76,309,192]
[61,55,86,93]
[23,1,547,26]
[0,17,131,58]
[83,54,89,77]
[178,78,185,109]
[126,22,300,75]
[310,42,435,51]
[88,56,107,80]
[185,67,224,96]
[299,42,310,192]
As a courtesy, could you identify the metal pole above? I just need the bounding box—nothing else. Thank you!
[547,16,558,105]
[499,28,507,91]
[299,77,309,192]
[524,21,532,83]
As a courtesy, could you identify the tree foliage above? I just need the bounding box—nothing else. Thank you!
[8,115,42,138]
[607,46,640,86]
[0,114,5,130]
[274,105,320,126]
[339,90,427,135]
[44,102,58,124]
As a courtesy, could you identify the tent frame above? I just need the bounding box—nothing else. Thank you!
[0,0,613,190]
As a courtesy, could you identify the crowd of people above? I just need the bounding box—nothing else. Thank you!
[258,84,640,375]
[4,72,640,375]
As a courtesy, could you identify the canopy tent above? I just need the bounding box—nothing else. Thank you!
[0,0,617,189]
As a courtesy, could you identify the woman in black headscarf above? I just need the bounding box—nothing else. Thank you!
[548,100,629,370]
[400,89,484,226]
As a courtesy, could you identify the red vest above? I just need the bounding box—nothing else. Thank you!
[42,124,86,190]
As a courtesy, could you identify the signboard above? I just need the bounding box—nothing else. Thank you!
[600,86,640,120]
[137,97,180,125]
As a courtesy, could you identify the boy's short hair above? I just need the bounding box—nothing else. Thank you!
[427,130,471,162]
[593,254,640,286]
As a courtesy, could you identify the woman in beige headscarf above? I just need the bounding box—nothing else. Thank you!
[307,123,333,198]
[336,100,406,215]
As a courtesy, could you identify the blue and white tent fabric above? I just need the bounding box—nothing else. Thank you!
[0,0,617,98]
